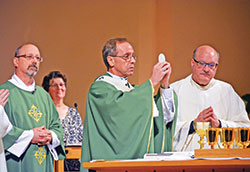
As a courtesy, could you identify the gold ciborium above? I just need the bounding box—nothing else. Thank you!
[220,128,235,149]
[194,122,210,149]
[207,128,219,149]
[235,127,249,149]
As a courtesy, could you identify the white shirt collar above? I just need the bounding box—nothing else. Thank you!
[8,73,36,92]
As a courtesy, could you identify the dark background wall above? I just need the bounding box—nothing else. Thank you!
[0,0,249,119]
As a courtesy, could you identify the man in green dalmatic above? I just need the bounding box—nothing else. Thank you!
[81,38,177,171]
[0,44,65,172]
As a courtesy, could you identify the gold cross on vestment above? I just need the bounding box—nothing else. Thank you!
[28,104,43,122]
[34,147,46,165]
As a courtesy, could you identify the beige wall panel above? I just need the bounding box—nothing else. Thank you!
[0,0,156,119]
[0,0,249,121]
[156,0,250,96]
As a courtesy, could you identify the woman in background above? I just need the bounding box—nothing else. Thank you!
[42,71,83,171]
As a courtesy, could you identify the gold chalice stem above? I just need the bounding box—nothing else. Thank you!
[222,143,229,149]
[198,135,205,149]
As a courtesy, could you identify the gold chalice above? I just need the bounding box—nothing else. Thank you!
[220,128,235,149]
[235,127,249,149]
[194,122,210,149]
[207,128,219,149]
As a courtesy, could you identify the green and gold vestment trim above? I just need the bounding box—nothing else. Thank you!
[28,104,43,122]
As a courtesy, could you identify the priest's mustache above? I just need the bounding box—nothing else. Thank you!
[28,64,38,71]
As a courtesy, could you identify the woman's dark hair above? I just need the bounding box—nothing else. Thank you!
[42,71,67,92]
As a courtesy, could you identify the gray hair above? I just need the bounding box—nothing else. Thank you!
[102,38,128,70]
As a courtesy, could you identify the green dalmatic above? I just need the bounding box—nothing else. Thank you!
[0,81,65,172]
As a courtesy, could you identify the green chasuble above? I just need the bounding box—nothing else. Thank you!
[0,81,65,172]
[81,74,177,172]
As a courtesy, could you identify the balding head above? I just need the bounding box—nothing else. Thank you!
[191,45,219,86]
[15,43,40,57]
[193,45,219,62]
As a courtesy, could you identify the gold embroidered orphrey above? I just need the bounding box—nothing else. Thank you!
[34,147,46,164]
[28,104,43,122]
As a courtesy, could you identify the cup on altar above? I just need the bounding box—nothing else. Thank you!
[235,127,249,149]
[194,122,210,149]
[207,128,219,149]
[220,128,235,149]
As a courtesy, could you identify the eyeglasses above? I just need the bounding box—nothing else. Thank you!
[16,54,43,62]
[111,55,137,61]
[193,58,218,70]
[50,83,65,88]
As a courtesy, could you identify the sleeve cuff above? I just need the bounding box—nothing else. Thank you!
[218,120,222,128]
[47,130,61,160]
[188,121,195,134]
[161,87,173,100]
[7,130,33,157]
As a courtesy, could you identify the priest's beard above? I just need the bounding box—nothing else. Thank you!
[26,71,37,77]
[26,65,38,77]
[26,70,37,77]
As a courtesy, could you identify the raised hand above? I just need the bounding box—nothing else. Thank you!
[160,62,171,88]
[150,62,170,87]
[0,89,9,107]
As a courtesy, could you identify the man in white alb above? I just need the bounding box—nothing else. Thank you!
[171,45,250,151]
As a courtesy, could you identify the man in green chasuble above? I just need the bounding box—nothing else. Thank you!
[81,38,177,171]
[0,44,65,172]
